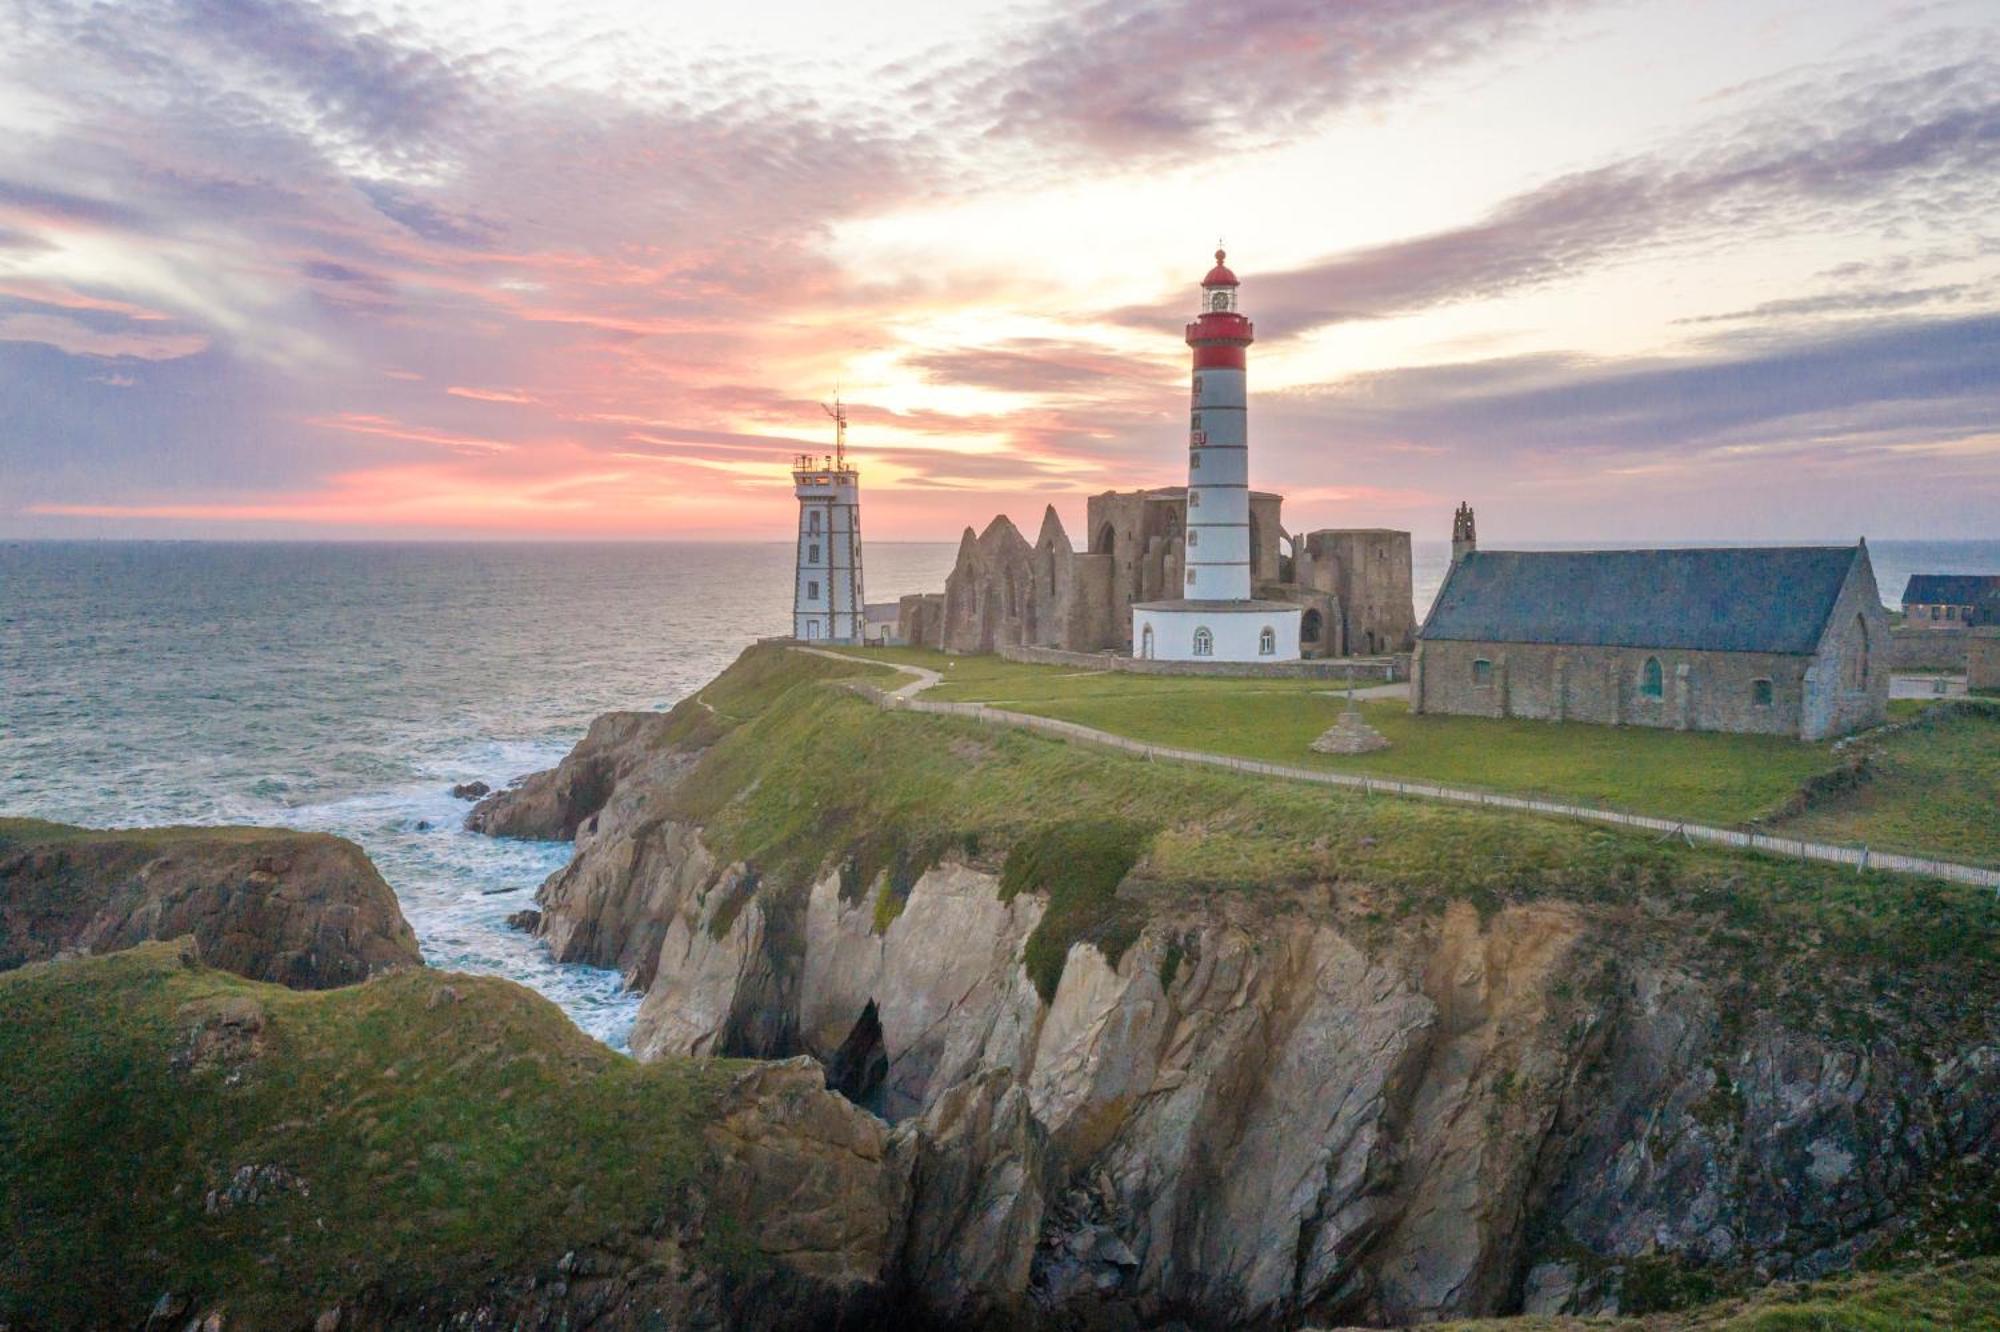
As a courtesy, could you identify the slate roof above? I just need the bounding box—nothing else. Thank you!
[1421,546,1863,655]
[1902,574,2000,609]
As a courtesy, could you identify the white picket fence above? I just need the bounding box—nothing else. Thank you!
[863,689,2000,891]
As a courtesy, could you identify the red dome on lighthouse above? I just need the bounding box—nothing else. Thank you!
[1202,247,1238,288]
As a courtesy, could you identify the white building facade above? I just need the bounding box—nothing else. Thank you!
[1133,250,1300,662]
[793,412,865,642]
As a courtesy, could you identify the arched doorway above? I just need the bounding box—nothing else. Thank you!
[1092,522,1116,555]
[1301,609,1323,644]
[1140,624,1154,659]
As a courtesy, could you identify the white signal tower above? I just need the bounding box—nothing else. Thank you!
[792,396,865,643]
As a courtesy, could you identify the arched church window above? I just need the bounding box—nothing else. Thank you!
[1844,615,1871,692]
[1302,609,1323,642]
[1640,657,1664,700]
[1259,627,1275,656]
[1140,625,1155,659]
[1192,626,1214,657]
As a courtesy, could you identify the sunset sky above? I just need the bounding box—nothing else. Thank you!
[2,0,1997,544]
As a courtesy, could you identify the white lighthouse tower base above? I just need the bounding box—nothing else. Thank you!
[1134,599,1301,663]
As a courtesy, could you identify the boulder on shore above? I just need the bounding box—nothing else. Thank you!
[450,780,490,800]
[0,818,421,989]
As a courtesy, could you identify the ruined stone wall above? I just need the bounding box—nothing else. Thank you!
[1412,639,1821,737]
[1300,529,1417,655]
[1885,625,1970,671]
[1261,584,1342,657]
[924,492,1415,661]
[899,594,945,650]
[1000,643,1388,678]
[1970,631,2000,691]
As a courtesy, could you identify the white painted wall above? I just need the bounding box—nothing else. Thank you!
[794,468,865,642]
[1135,605,1301,662]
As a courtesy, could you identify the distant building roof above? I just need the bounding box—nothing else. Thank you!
[1902,574,2000,608]
[1421,546,1864,655]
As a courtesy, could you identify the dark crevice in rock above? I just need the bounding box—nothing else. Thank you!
[825,1000,889,1115]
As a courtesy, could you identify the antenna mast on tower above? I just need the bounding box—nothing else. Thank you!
[822,394,848,470]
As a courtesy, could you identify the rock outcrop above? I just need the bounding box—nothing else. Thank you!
[0,944,913,1332]
[478,670,1999,1329]
[0,820,420,988]
[466,710,688,840]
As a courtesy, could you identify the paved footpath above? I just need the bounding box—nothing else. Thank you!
[794,648,2000,891]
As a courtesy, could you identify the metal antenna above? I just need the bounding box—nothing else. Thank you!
[822,392,847,469]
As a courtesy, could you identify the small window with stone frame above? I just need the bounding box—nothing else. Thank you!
[1751,678,1774,707]
[1472,658,1493,687]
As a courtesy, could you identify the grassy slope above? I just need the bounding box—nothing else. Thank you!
[0,944,734,1328]
[660,647,1998,1037]
[841,648,2000,862]
[1772,702,2000,867]
[1413,1258,2000,1331]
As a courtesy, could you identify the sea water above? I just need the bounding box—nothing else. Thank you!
[2,537,1992,1048]
[0,541,956,1049]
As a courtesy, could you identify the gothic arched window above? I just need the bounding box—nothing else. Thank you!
[1192,626,1214,657]
[1640,656,1664,700]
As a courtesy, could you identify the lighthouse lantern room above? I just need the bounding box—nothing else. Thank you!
[793,399,865,643]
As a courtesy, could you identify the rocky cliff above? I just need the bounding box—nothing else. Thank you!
[485,647,2000,1328]
[0,819,421,988]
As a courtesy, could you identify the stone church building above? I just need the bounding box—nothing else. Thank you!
[1412,527,1889,740]
[899,487,1415,660]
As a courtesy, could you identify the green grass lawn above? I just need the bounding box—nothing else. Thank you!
[1775,702,2000,868]
[833,647,1832,827]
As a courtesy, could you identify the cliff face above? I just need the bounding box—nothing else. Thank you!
[0,820,420,988]
[483,653,1998,1327]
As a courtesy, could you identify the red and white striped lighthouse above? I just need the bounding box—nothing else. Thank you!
[1131,248,1299,662]
[1184,248,1254,602]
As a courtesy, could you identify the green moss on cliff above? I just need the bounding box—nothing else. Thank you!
[999,819,1153,1001]
[0,944,735,1328]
